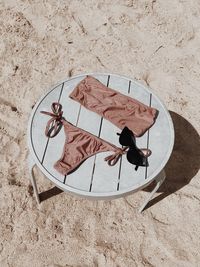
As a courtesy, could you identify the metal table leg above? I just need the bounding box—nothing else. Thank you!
[139,169,166,213]
[28,155,40,204]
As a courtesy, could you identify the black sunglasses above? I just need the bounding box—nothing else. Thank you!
[117,127,151,171]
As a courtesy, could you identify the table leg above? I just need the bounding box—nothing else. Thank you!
[139,169,166,213]
[28,155,40,204]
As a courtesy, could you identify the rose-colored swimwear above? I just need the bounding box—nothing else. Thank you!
[41,103,127,175]
[69,75,157,137]
[41,76,157,175]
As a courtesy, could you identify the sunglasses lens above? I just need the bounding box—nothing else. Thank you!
[118,127,149,168]
[127,148,147,166]
[119,127,136,146]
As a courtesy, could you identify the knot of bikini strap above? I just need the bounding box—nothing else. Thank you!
[40,102,63,138]
[104,147,128,166]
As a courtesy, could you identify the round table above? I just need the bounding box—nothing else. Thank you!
[27,73,174,212]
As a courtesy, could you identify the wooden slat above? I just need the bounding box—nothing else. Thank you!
[119,81,150,190]
[65,75,108,191]
[146,95,171,177]
[31,84,63,166]
[91,75,130,193]
[42,79,82,182]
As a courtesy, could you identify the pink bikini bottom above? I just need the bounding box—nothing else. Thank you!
[41,103,128,175]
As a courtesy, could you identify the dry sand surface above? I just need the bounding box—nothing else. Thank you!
[0,0,200,266]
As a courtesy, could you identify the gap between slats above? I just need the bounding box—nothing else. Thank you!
[30,83,65,183]
[117,80,131,191]
[118,81,151,190]
[64,74,107,191]
[145,93,152,179]
[41,83,64,165]
[63,104,81,184]
[41,77,84,184]
[90,75,130,193]
[89,75,110,192]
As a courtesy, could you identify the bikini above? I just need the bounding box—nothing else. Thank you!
[41,76,158,175]
[69,75,157,137]
[41,103,128,176]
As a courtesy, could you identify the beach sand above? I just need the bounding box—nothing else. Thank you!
[0,0,200,266]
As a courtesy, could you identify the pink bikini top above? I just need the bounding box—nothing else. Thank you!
[69,75,158,137]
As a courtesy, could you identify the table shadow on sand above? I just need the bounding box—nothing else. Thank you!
[39,111,200,209]
[143,111,200,210]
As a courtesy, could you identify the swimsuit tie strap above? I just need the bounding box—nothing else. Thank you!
[104,147,128,166]
[40,102,63,138]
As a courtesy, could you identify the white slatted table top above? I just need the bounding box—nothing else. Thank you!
[27,73,174,199]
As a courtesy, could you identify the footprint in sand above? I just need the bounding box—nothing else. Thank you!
[5,141,20,160]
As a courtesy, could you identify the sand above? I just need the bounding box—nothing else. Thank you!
[0,0,200,266]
